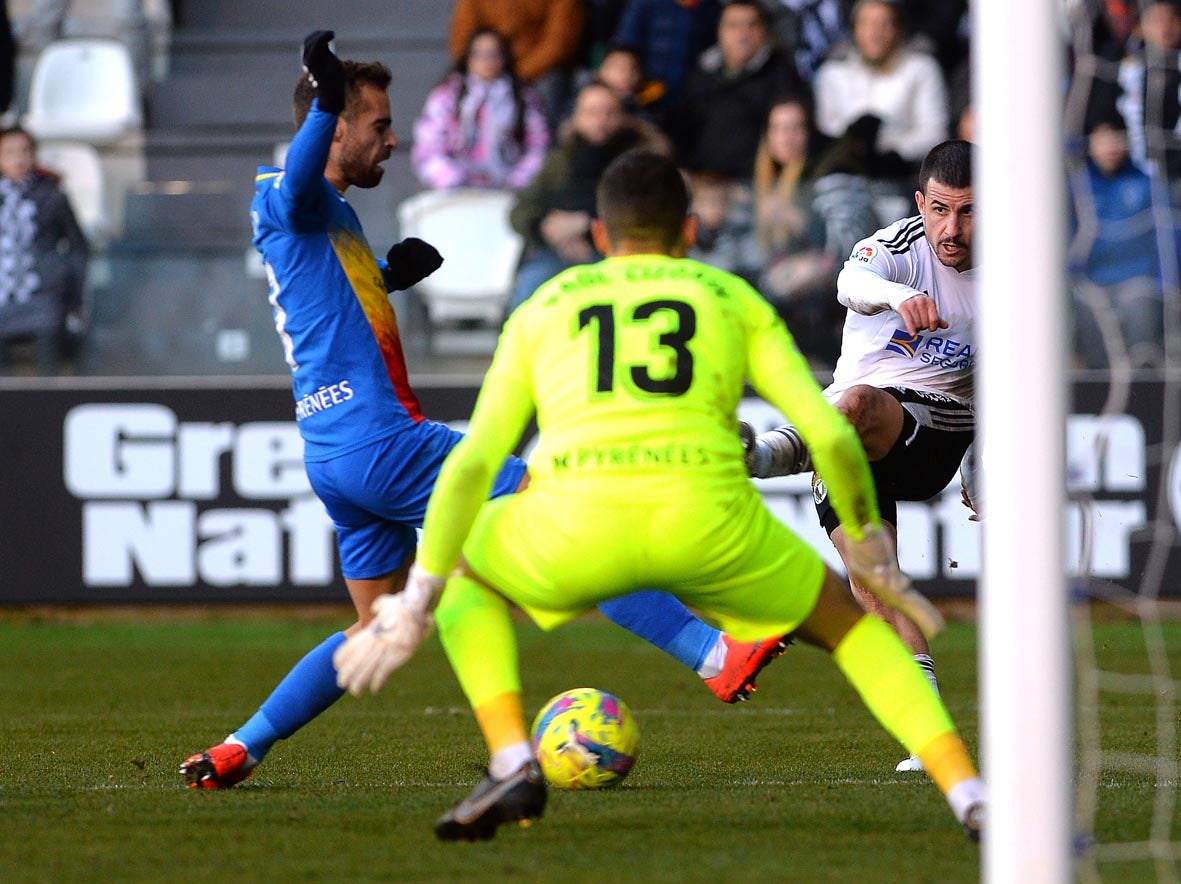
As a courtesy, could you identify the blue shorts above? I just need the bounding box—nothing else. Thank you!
[306,420,527,580]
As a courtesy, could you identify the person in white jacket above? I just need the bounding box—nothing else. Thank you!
[813,0,947,180]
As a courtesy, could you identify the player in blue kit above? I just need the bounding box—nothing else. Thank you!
[180,31,783,789]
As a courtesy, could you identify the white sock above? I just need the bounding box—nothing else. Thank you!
[489,742,533,780]
[697,635,728,679]
[913,654,940,696]
[947,777,987,823]
[225,733,260,768]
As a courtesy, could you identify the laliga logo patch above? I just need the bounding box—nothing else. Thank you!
[854,245,875,263]
[812,474,827,505]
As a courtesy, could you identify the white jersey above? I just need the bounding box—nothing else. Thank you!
[826,215,976,408]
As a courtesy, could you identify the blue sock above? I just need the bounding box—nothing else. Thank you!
[597,591,720,671]
[232,631,347,761]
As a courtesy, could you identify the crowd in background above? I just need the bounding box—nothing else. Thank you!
[417,0,972,369]
[418,0,1181,372]
[0,0,1178,373]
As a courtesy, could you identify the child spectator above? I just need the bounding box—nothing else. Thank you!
[612,0,722,111]
[1069,115,1164,369]
[0,126,89,374]
[412,28,550,190]
[594,43,665,122]
[448,0,585,132]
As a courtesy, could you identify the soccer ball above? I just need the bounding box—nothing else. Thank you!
[530,688,640,789]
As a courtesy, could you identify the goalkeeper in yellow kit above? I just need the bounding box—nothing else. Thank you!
[334,150,985,842]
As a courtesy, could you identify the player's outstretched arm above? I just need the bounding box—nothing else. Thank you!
[274,31,345,216]
[334,564,446,695]
[301,30,345,115]
[894,293,948,336]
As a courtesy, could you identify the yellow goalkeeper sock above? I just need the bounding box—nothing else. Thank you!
[475,692,530,757]
[917,731,979,797]
[435,573,526,755]
[833,615,979,795]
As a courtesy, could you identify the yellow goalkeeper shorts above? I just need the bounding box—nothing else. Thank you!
[460,481,827,641]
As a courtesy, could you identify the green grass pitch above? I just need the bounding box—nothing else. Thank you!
[0,610,1173,883]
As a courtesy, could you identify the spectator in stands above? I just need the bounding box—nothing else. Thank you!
[686,170,760,281]
[588,43,665,122]
[612,0,721,113]
[507,81,667,313]
[813,0,948,183]
[1069,114,1164,369]
[670,0,808,181]
[767,0,851,82]
[448,0,585,132]
[752,93,879,367]
[1114,0,1181,192]
[14,0,150,87]
[411,28,550,191]
[0,126,89,374]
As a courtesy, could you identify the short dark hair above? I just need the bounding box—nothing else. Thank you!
[722,0,771,28]
[0,125,34,150]
[293,60,393,128]
[851,0,905,30]
[596,150,689,249]
[1087,112,1127,135]
[918,139,972,194]
[602,41,644,70]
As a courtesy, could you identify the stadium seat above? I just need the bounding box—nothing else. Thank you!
[35,141,111,244]
[396,188,524,328]
[22,38,142,144]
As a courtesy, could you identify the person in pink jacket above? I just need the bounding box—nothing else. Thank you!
[413,28,550,190]
[412,28,550,190]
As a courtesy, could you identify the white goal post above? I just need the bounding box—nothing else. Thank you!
[975,1,1072,881]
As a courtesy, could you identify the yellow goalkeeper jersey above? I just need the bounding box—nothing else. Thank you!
[418,254,879,577]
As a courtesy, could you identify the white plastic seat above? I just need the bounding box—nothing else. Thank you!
[396,188,525,327]
[23,38,142,143]
[35,141,110,244]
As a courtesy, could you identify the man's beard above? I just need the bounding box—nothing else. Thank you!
[341,151,384,189]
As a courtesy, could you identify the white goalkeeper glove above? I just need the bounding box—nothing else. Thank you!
[333,564,447,696]
[845,527,945,639]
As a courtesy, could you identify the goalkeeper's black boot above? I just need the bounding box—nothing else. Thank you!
[435,760,547,841]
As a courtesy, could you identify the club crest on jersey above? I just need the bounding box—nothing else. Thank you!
[812,474,827,505]
[885,328,923,357]
[854,245,875,263]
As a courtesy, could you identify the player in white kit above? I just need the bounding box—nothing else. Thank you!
[744,140,977,772]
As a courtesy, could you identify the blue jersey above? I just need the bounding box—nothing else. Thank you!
[251,103,423,462]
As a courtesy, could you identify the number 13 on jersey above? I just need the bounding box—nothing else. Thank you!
[577,299,697,397]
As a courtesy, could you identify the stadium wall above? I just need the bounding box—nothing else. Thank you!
[0,378,1169,603]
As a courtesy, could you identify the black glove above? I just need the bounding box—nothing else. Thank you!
[382,238,444,291]
[845,113,882,149]
[302,30,346,116]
